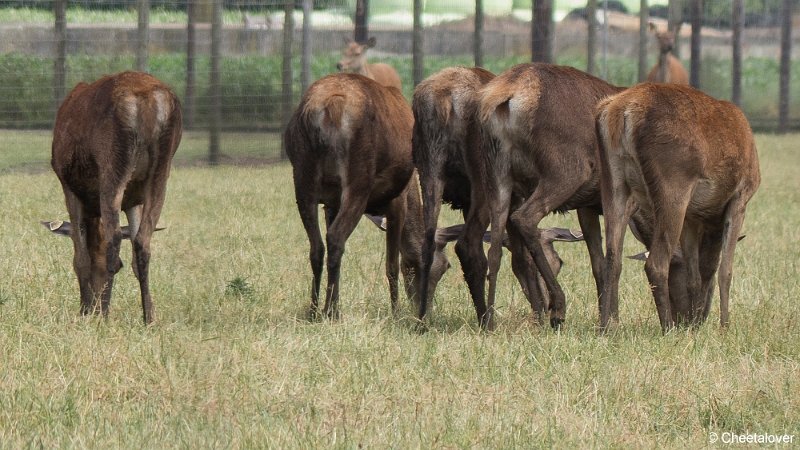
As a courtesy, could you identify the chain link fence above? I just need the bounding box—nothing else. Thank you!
[0,0,797,164]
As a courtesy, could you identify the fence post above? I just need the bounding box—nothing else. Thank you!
[136,0,149,72]
[355,0,368,42]
[532,0,553,63]
[209,0,222,164]
[778,0,793,133]
[413,0,424,86]
[301,0,313,94]
[587,0,597,75]
[281,0,295,159]
[53,0,66,110]
[731,0,743,106]
[474,0,483,67]
[638,0,649,82]
[689,0,702,88]
[185,0,196,129]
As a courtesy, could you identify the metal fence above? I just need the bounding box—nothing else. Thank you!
[0,0,797,163]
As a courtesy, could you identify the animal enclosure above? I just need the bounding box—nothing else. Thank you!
[1,0,798,163]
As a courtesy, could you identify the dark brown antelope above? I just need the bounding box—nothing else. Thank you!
[51,71,182,324]
[411,66,583,327]
[596,83,760,332]
[285,73,448,320]
[336,37,402,91]
[646,22,689,85]
[477,63,624,329]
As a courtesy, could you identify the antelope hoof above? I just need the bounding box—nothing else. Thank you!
[307,307,322,322]
[550,316,564,331]
[480,312,496,332]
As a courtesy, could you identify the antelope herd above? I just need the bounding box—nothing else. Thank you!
[45,38,760,333]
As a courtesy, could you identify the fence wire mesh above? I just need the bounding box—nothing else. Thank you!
[0,0,797,163]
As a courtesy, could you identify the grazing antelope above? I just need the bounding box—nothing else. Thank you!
[477,63,624,329]
[646,22,689,85]
[336,37,402,91]
[411,66,583,327]
[50,71,182,324]
[596,83,760,332]
[285,73,448,320]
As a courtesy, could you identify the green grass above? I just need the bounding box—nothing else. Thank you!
[0,129,282,173]
[0,6,258,25]
[0,132,797,447]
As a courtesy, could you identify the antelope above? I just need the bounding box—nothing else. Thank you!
[285,73,448,320]
[411,66,582,327]
[646,22,689,85]
[336,37,402,91]
[50,71,182,324]
[596,83,760,332]
[477,63,625,329]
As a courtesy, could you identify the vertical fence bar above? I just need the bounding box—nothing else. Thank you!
[209,0,222,164]
[778,0,793,132]
[587,0,597,75]
[136,0,150,72]
[281,0,295,159]
[355,0,368,42]
[474,0,483,67]
[185,0,196,129]
[638,0,649,82]
[689,0,702,88]
[731,0,743,106]
[532,0,553,63]
[413,0,424,86]
[53,0,67,110]
[301,0,313,94]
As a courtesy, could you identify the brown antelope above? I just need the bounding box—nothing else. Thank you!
[411,66,583,327]
[336,37,402,91]
[477,63,625,329]
[646,22,689,85]
[285,73,448,320]
[596,83,760,332]
[51,71,182,324]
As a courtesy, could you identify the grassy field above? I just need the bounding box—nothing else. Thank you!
[0,131,797,447]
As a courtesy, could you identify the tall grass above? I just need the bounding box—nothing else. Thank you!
[0,133,797,447]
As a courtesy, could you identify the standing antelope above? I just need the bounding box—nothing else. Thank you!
[596,83,760,332]
[51,71,182,324]
[336,37,402,91]
[646,22,689,85]
[411,66,582,328]
[285,73,448,320]
[477,63,624,329]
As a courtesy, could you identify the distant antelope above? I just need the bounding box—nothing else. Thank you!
[646,22,689,85]
[596,83,760,331]
[336,37,402,91]
[285,73,448,320]
[50,71,182,324]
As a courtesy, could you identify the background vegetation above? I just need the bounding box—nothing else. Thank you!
[2,52,799,130]
[0,131,797,447]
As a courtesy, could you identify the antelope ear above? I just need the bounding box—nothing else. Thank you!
[541,227,584,243]
[41,220,71,237]
[365,36,377,48]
